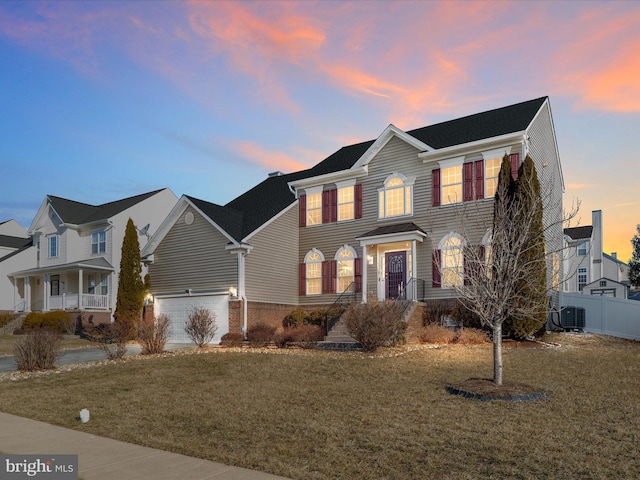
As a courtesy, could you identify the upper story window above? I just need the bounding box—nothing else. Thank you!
[304,249,324,295]
[306,192,322,226]
[378,173,414,218]
[337,185,354,221]
[442,166,462,205]
[578,242,587,256]
[92,231,106,254]
[48,235,58,258]
[484,158,502,198]
[578,267,587,291]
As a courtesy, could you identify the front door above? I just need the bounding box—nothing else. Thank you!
[385,251,406,299]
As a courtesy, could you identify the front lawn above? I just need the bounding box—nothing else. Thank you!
[0,335,95,357]
[0,334,638,479]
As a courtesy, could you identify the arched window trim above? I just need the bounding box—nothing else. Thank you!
[304,248,325,263]
[334,244,358,260]
[378,172,415,219]
[438,232,466,289]
[335,245,358,293]
[304,248,324,296]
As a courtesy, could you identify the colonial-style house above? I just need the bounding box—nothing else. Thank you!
[564,210,629,298]
[144,97,564,343]
[8,189,177,325]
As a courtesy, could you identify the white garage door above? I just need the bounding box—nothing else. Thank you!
[155,294,229,344]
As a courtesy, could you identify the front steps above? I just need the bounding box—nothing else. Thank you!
[316,320,361,351]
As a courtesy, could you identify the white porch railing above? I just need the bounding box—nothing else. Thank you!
[48,294,109,311]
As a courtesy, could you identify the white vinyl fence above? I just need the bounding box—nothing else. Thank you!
[561,293,640,340]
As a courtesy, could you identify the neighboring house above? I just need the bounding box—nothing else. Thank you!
[563,210,629,298]
[8,189,178,325]
[143,97,564,342]
[0,221,35,313]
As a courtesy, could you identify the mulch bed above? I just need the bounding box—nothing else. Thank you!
[446,377,546,402]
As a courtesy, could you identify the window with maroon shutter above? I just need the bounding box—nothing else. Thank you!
[432,250,441,287]
[432,169,441,207]
[330,189,337,222]
[299,195,306,227]
[322,190,331,224]
[474,160,484,199]
[354,257,362,292]
[355,184,363,219]
[463,162,474,202]
[322,260,337,294]
[299,263,306,295]
[510,153,520,180]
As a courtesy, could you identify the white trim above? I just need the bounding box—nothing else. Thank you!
[304,248,325,263]
[335,178,356,189]
[334,244,358,260]
[438,231,467,249]
[481,147,512,160]
[438,156,465,169]
[288,166,368,193]
[419,131,526,163]
[358,230,426,247]
[353,124,432,169]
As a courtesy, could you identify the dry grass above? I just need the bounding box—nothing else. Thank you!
[0,333,639,479]
[0,335,94,357]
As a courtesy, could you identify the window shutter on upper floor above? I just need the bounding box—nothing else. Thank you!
[432,169,441,207]
[355,183,363,219]
[330,189,337,222]
[322,191,331,224]
[510,153,520,180]
[432,250,441,288]
[299,263,306,295]
[463,162,474,202]
[299,195,306,227]
[354,257,362,292]
[474,160,484,199]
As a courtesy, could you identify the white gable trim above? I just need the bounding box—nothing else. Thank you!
[352,124,432,169]
[419,131,525,163]
[28,197,61,235]
[528,98,565,191]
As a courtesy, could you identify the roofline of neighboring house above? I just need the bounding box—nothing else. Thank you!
[0,241,33,263]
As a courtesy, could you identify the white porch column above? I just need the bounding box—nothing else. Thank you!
[78,269,83,310]
[411,240,418,300]
[43,274,49,312]
[361,245,367,303]
[25,276,31,312]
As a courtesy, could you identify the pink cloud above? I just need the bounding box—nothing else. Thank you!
[230,141,309,173]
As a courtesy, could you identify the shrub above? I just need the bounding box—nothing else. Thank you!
[22,311,75,334]
[342,301,405,352]
[451,303,485,330]
[13,330,62,371]
[274,325,325,349]
[455,328,490,345]
[137,314,171,355]
[246,323,277,346]
[283,307,307,328]
[185,307,218,347]
[1,312,15,334]
[419,324,456,344]
[423,302,453,326]
[273,328,297,348]
[85,322,130,359]
[220,332,244,347]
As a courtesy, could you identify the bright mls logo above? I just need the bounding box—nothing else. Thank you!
[1,455,78,479]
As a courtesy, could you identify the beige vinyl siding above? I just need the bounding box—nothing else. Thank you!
[245,205,299,304]
[527,101,564,307]
[149,206,237,292]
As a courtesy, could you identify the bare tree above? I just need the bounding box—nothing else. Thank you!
[438,155,577,385]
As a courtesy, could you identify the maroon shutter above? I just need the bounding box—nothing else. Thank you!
[432,250,441,288]
[355,184,363,219]
[330,188,338,223]
[432,169,441,207]
[479,245,486,262]
[463,162,473,202]
[322,190,330,224]
[299,263,306,296]
[299,195,306,227]
[510,153,520,180]
[322,261,330,294]
[474,160,484,200]
[463,247,471,286]
[354,257,362,292]
[330,260,337,294]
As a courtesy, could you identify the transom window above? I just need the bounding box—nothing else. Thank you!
[48,236,58,258]
[338,186,354,221]
[336,246,356,293]
[306,192,322,226]
[378,173,413,218]
[578,267,587,291]
[441,165,462,205]
[304,249,323,295]
[485,158,501,198]
[440,233,464,287]
[92,231,106,254]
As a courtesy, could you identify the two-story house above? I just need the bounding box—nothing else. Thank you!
[143,97,564,343]
[564,210,629,298]
[8,189,177,326]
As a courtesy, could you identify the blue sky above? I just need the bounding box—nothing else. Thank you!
[0,1,638,260]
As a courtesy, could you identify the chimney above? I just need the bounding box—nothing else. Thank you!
[592,210,603,281]
[611,252,617,260]
[268,171,283,178]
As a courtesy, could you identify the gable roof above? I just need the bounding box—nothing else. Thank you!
[173,97,549,244]
[564,226,593,241]
[47,189,166,225]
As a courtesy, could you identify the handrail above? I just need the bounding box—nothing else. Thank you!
[325,282,359,334]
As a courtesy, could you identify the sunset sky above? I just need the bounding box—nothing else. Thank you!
[0,1,638,261]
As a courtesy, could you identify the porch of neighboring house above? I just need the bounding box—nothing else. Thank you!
[10,260,115,314]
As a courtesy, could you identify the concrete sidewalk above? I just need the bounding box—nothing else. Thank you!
[0,412,290,480]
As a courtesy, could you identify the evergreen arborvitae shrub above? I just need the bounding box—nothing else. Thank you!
[115,218,145,336]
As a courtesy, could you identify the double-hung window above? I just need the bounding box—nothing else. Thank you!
[578,242,587,256]
[578,268,587,291]
[48,236,58,258]
[304,250,323,295]
[336,246,356,293]
[92,231,106,254]
[484,157,502,198]
[441,234,464,287]
[378,173,414,218]
[306,192,322,226]
[337,185,355,221]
